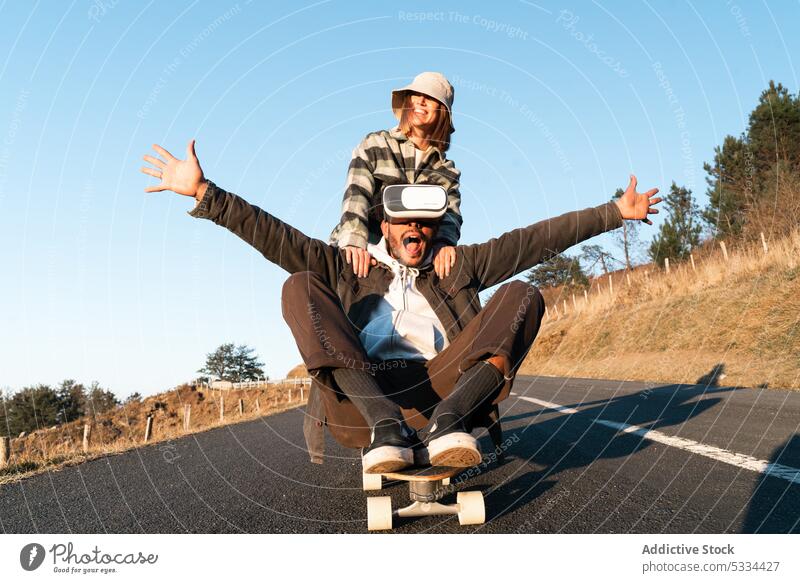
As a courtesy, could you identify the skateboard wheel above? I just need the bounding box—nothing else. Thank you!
[456,491,485,526]
[362,473,382,491]
[367,496,393,531]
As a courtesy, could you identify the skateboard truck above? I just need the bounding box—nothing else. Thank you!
[364,466,485,531]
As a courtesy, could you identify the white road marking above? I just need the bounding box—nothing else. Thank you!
[512,394,800,486]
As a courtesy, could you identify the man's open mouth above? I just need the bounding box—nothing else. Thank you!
[402,232,424,256]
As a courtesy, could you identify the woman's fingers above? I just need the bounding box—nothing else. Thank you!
[143,154,166,169]
[141,166,161,179]
[152,144,176,161]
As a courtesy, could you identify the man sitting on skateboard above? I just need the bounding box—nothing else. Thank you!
[140,140,661,474]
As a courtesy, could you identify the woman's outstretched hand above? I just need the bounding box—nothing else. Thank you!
[141,140,207,201]
[614,175,662,225]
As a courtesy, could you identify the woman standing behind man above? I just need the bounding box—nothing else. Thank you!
[329,72,463,279]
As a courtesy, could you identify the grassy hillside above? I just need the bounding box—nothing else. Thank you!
[520,230,800,390]
[1,381,307,484]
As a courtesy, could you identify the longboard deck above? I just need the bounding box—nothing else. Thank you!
[381,465,463,481]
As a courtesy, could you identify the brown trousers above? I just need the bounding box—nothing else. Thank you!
[281,272,545,456]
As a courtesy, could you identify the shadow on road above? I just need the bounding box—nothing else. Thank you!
[742,433,800,533]
[477,378,740,526]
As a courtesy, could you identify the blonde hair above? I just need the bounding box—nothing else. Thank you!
[398,93,453,153]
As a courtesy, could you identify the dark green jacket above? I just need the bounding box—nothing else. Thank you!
[189,181,624,340]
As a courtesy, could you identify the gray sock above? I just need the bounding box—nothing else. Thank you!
[331,368,403,428]
[432,361,504,428]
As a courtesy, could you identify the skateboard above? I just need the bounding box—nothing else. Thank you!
[362,465,485,531]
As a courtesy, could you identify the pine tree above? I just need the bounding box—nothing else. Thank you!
[526,254,588,290]
[198,343,264,382]
[83,381,119,417]
[56,379,86,424]
[4,385,61,436]
[703,81,800,237]
[649,183,702,266]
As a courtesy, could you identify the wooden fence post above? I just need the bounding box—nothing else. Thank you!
[562,299,567,315]
[255,398,260,413]
[82,423,92,453]
[220,395,224,421]
[238,399,244,415]
[626,271,631,287]
[719,241,729,262]
[609,276,614,296]
[760,232,768,255]
[583,289,588,303]
[183,405,191,431]
[300,386,305,401]
[664,257,670,274]
[144,416,153,443]
[690,253,696,273]
[0,436,10,468]
[571,293,577,310]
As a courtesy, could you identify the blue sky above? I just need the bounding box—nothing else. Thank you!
[0,0,797,398]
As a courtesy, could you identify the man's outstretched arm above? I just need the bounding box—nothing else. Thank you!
[460,175,661,290]
[140,140,340,283]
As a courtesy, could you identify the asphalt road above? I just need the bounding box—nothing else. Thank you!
[2,375,799,533]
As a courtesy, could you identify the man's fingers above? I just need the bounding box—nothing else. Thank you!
[648,208,659,214]
[152,144,176,161]
[650,196,663,205]
[143,155,166,169]
[642,218,652,225]
[628,174,637,191]
[187,139,196,159]
[144,185,165,193]
[141,166,161,179]
[644,188,659,197]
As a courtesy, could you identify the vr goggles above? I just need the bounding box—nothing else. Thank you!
[382,184,447,224]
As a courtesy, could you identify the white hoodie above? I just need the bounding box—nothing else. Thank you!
[359,238,449,361]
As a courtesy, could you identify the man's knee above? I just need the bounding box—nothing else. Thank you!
[281,271,330,320]
[496,280,545,315]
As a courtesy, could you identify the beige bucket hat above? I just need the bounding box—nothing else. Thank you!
[391,72,455,132]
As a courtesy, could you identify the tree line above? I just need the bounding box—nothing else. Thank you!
[528,80,800,288]
[1,343,266,437]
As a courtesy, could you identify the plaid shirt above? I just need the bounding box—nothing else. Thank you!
[328,126,462,249]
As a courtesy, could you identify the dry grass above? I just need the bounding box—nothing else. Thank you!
[0,382,309,485]
[522,228,800,390]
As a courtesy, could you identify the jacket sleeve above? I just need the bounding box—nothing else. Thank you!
[328,137,376,249]
[460,201,624,291]
[433,172,463,246]
[188,181,341,285]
